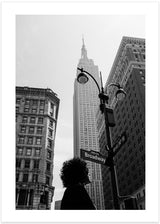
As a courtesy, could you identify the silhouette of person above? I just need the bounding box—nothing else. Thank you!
[60,157,96,210]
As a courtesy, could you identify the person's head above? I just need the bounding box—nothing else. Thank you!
[60,157,90,188]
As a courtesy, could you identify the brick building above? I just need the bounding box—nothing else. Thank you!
[97,36,145,209]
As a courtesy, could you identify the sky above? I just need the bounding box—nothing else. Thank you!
[16,15,145,207]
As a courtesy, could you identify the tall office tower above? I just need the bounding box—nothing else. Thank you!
[97,36,145,209]
[16,86,59,209]
[73,39,105,209]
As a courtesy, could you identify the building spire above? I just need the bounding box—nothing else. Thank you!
[81,35,87,59]
[82,35,85,46]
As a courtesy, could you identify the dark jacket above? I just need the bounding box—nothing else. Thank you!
[61,184,96,210]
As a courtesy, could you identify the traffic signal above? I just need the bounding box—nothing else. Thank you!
[105,107,115,127]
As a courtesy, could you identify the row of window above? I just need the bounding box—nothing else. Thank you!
[16,99,56,118]
[16,159,40,169]
[17,147,41,156]
[18,136,42,145]
[16,159,51,172]
[16,98,45,106]
[22,116,44,124]
[20,126,43,135]
[16,107,45,114]
[18,136,53,148]
[16,172,38,183]
[16,172,50,185]
[20,126,54,139]
[20,116,55,129]
[17,147,52,159]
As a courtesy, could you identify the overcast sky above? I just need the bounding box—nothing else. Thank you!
[16,15,145,207]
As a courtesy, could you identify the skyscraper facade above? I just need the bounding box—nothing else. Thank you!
[73,40,105,209]
[97,36,145,209]
[16,86,59,209]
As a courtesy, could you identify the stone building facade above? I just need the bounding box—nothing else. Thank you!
[16,86,59,209]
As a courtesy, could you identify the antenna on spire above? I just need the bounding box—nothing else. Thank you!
[82,34,85,46]
[81,35,87,59]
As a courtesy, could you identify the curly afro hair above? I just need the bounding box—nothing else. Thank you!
[60,157,90,187]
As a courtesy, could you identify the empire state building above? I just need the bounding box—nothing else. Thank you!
[73,39,105,209]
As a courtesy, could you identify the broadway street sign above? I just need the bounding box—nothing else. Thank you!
[80,149,106,165]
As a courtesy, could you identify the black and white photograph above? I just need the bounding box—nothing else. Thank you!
[15,14,145,211]
[1,1,159,223]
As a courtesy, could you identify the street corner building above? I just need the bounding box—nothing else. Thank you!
[16,87,60,210]
[97,36,145,209]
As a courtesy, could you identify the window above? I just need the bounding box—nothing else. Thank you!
[37,127,43,134]
[24,159,30,168]
[16,107,19,112]
[46,176,50,185]
[16,173,19,182]
[23,174,29,182]
[47,150,51,159]
[47,139,52,148]
[39,109,44,114]
[139,70,143,75]
[29,126,34,134]
[143,189,145,196]
[32,174,38,183]
[38,117,43,124]
[22,116,28,123]
[35,148,41,156]
[32,99,38,106]
[138,136,142,144]
[27,137,33,145]
[25,99,30,105]
[51,103,54,109]
[32,108,37,114]
[50,103,55,117]
[30,117,36,124]
[16,159,21,168]
[16,98,21,104]
[24,108,29,113]
[141,76,145,82]
[46,162,51,172]
[20,126,26,133]
[40,191,48,205]
[141,154,145,161]
[19,136,25,144]
[49,120,53,127]
[34,160,39,169]
[17,189,28,205]
[36,137,41,145]
[17,147,23,155]
[48,129,53,137]
[26,148,32,156]
[40,100,45,106]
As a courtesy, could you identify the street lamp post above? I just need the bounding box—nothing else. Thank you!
[77,67,126,210]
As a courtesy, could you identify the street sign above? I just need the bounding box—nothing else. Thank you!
[80,149,106,165]
[112,131,127,155]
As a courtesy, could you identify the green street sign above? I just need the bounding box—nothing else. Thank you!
[80,149,106,165]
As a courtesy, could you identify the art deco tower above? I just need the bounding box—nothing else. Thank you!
[73,39,105,209]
